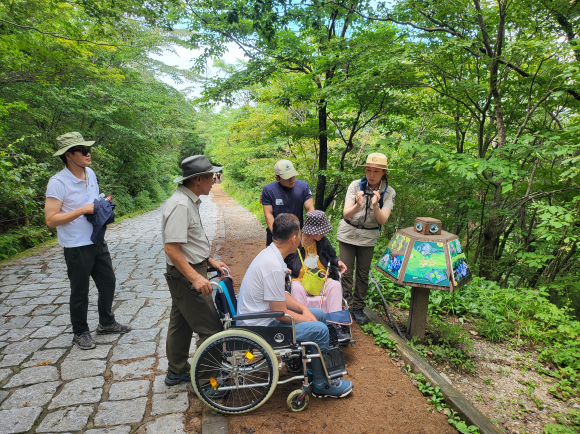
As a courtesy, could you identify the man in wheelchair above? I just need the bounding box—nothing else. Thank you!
[236,213,354,399]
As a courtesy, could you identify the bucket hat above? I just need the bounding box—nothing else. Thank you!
[173,155,223,183]
[358,153,392,170]
[53,132,95,156]
[274,159,299,180]
[302,210,333,235]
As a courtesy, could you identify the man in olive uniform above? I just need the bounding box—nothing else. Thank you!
[162,155,231,387]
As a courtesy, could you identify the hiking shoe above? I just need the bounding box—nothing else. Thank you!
[165,370,190,386]
[96,322,131,335]
[333,324,349,342]
[73,332,96,350]
[312,379,354,398]
[351,309,368,325]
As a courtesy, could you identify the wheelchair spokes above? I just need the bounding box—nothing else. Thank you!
[192,333,279,413]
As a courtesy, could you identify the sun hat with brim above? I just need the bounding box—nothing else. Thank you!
[53,132,95,156]
[173,155,223,183]
[302,210,333,235]
[358,152,392,170]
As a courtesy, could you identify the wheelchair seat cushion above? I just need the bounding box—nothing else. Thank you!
[325,309,352,325]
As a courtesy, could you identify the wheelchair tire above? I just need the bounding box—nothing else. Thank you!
[191,329,279,414]
[287,389,309,412]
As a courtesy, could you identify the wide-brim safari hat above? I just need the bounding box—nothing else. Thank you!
[302,210,333,235]
[173,155,223,183]
[358,152,392,170]
[53,132,95,156]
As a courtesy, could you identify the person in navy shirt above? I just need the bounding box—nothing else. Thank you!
[262,160,314,246]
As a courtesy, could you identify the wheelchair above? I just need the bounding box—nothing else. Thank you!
[189,272,350,414]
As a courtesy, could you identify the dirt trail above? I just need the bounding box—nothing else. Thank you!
[208,184,456,434]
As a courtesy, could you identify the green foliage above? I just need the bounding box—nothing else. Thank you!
[0,226,53,259]
[361,323,398,356]
[409,372,480,433]
[0,0,197,258]
[544,409,580,433]
[410,318,475,373]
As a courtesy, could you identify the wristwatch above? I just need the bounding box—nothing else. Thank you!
[373,204,379,210]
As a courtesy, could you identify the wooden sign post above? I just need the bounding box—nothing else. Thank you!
[374,217,472,339]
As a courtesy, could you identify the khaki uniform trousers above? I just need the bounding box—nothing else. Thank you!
[339,241,375,311]
[165,261,223,379]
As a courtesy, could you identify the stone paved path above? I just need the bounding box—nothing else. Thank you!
[0,193,223,434]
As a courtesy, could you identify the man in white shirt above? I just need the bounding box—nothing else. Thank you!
[45,132,130,350]
[237,213,353,398]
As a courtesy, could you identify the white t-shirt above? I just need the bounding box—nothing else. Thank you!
[45,166,100,248]
[236,243,287,326]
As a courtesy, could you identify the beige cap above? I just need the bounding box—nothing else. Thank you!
[274,159,299,180]
[359,153,391,170]
[53,132,95,156]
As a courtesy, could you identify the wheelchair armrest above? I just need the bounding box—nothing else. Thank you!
[232,311,284,321]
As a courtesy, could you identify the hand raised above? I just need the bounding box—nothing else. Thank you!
[371,190,380,206]
[355,191,364,207]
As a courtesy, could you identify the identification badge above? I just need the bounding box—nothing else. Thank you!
[276,198,284,205]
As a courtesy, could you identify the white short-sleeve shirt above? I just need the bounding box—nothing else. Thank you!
[45,167,100,248]
[236,243,287,326]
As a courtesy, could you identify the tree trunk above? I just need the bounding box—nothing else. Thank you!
[315,101,328,210]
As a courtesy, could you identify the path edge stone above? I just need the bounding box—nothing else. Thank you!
[201,399,228,434]
[363,307,502,434]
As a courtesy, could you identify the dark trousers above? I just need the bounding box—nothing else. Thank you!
[165,262,223,378]
[63,243,116,335]
[339,241,376,311]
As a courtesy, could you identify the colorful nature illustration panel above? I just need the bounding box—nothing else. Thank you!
[376,233,410,279]
[402,240,450,287]
[448,239,472,285]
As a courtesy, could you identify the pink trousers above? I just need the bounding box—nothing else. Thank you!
[291,278,343,313]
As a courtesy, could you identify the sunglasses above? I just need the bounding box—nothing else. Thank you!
[70,146,90,156]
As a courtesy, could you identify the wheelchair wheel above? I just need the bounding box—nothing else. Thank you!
[191,329,279,414]
[285,355,303,373]
[287,389,309,412]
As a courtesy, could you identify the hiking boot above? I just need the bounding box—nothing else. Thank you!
[312,379,354,399]
[73,332,96,350]
[165,370,190,386]
[96,322,131,335]
[333,324,349,342]
[351,309,368,325]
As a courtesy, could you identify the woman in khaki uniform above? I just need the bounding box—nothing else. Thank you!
[337,153,395,324]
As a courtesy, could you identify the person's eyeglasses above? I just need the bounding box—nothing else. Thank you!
[70,146,90,156]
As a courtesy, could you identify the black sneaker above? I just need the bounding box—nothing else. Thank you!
[96,322,131,335]
[165,370,190,386]
[333,324,349,342]
[72,332,96,350]
[351,309,368,325]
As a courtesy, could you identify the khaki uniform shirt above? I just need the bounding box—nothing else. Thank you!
[162,185,210,266]
[336,179,396,247]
